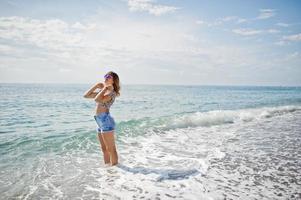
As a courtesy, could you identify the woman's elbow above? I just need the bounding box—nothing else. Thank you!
[83,93,93,98]
[84,92,98,99]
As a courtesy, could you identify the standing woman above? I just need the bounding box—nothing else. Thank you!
[83,71,121,166]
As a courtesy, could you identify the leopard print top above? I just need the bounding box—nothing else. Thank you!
[97,89,117,109]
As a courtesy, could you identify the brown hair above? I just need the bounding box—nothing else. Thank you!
[105,71,121,97]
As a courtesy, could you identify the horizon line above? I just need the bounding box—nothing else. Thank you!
[1,82,301,87]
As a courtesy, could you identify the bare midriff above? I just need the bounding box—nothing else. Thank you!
[95,104,110,115]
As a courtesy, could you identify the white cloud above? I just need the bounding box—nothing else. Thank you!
[127,0,179,16]
[0,16,85,51]
[232,28,262,36]
[197,9,276,29]
[196,16,247,27]
[1,12,298,85]
[0,15,280,71]
[267,29,280,33]
[220,16,241,22]
[274,33,301,46]
[71,22,97,31]
[0,14,264,84]
[0,16,111,65]
[1,15,212,72]
[256,9,276,19]
[283,33,301,41]
[232,28,280,36]
[276,22,290,27]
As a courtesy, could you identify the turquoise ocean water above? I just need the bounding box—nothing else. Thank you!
[1,83,301,199]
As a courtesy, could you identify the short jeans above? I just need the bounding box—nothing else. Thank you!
[94,112,116,134]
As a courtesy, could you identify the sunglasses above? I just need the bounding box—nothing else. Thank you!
[104,74,113,79]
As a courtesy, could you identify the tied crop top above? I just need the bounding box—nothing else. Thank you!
[97,89,117,109]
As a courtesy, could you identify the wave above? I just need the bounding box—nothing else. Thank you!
[165,105,301,129]
[118,105,301,135]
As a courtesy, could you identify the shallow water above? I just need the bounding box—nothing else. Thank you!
[0,83,301,199]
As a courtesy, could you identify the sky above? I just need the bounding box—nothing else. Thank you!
[0,0,300,86]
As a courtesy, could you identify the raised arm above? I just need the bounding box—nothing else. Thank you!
[83,82,104,98]
[94,85,114,103]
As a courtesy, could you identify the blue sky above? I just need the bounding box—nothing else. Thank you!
[0,0,300,86]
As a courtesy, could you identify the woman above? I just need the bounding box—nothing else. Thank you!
[83,71,121,166]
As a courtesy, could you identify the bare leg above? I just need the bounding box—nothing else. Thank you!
[97,133,110,164]
[102,131,118,166]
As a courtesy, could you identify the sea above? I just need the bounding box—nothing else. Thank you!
[0,83,300,200]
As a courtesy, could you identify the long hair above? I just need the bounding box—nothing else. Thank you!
[105,71,121,97]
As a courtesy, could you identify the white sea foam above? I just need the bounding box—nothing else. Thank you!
[165,105,301,129]
[3,108,301,199]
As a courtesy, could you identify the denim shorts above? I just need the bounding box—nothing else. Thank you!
[94,112,116,134]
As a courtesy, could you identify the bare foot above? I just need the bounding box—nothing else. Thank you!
[104,163,111,168]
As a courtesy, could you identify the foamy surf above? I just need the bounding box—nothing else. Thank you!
[117,105,301,138]
[114,163,200,182]
[14,108,300,199]
[165,105,301,129]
